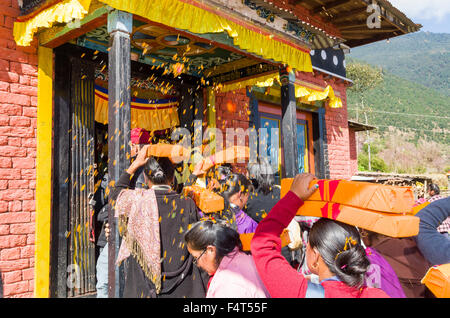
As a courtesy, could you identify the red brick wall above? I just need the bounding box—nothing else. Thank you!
[296,70,352,180]
[325,85,351,180]
[214,88,250,174]
[0,0,38,298]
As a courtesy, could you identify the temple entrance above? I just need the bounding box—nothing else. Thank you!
[50,42,207,297]
[49,16,291,298]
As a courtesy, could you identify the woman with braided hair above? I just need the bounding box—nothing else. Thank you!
[251,173,389,298]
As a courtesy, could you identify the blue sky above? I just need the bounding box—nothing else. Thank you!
[389,0,450,33]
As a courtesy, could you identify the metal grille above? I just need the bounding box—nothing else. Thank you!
[68,57,96,297]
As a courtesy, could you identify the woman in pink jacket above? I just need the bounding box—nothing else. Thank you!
[184,220,270,298]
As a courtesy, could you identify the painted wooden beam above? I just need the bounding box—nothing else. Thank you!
[327,7,367,23]
[35,45,53,298]
[39,5,109,48]
[311,0,352,15]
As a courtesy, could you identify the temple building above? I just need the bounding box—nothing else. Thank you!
[0,0,420,297]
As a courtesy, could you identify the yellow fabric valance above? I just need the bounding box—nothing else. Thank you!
[217,72,280,93]
[298,85,343,108]
[245,73,342,108]
[99,0,312,73]
[95,85,180,131]
[13,0,92,46]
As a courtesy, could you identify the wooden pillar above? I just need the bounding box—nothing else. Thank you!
[247,88,259,164]
[107,9,132,298]
[312,107,330,179]
[280,67,299,178]
[318,107,330,179]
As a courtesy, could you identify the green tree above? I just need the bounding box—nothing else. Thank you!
[347,62,384,171]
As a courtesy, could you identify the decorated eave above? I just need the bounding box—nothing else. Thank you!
[285,0,422,47]
[208,0,344,49]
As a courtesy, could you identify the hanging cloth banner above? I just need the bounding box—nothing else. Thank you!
[298,84,343,108]
[218,72,281,93]
[98,0,313,73]
[13,0,92,46]
[94,85,180,131]
[226,72,343,108]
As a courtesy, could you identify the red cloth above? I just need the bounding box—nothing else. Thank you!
[131,128,150,145]
[251,191,389,298]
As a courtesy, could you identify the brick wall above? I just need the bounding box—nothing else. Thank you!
[297,70,352,180]
[0,0,38,298]
[214,88,250,174]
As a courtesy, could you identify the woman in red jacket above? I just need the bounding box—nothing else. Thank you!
[251,173,389,298]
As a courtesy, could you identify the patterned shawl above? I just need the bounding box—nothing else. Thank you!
[115,188,161,293]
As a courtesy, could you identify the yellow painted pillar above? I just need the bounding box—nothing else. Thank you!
[35,45,53,298]
[206,87,216,153]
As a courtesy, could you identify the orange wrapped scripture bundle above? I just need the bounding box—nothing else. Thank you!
[196,146,250,175]
[240,229,290,252]
[183,185,224,213]
[281,178,414,214]
[281,178,420,238]
[421,264,450,298]
[146,143,190,163]
[294,201,419,237]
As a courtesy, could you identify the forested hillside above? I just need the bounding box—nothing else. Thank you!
[346,65,450,144]
[348,31,450,96]
[344,32,449,174]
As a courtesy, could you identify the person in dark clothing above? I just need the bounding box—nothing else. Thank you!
[360,229,434,298]
[111,145,208,298]
[215,173,257,234]
[246,157,280,223]
[245,158,296,265]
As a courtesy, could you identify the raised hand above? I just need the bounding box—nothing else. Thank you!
[290,173,318,201]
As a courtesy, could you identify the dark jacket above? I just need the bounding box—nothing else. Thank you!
[111,171,208,298]
[94,173,109,248]
[245,186,281,223]
[370,237,434,298]
[96,168,146,248]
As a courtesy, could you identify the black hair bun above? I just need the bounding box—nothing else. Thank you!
[334,244,370,288]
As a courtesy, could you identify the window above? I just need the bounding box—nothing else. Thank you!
[259,115,281,184]
[296,120,309,173]
[258,102,314,182]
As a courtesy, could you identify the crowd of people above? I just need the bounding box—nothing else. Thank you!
[91,128,449,299]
